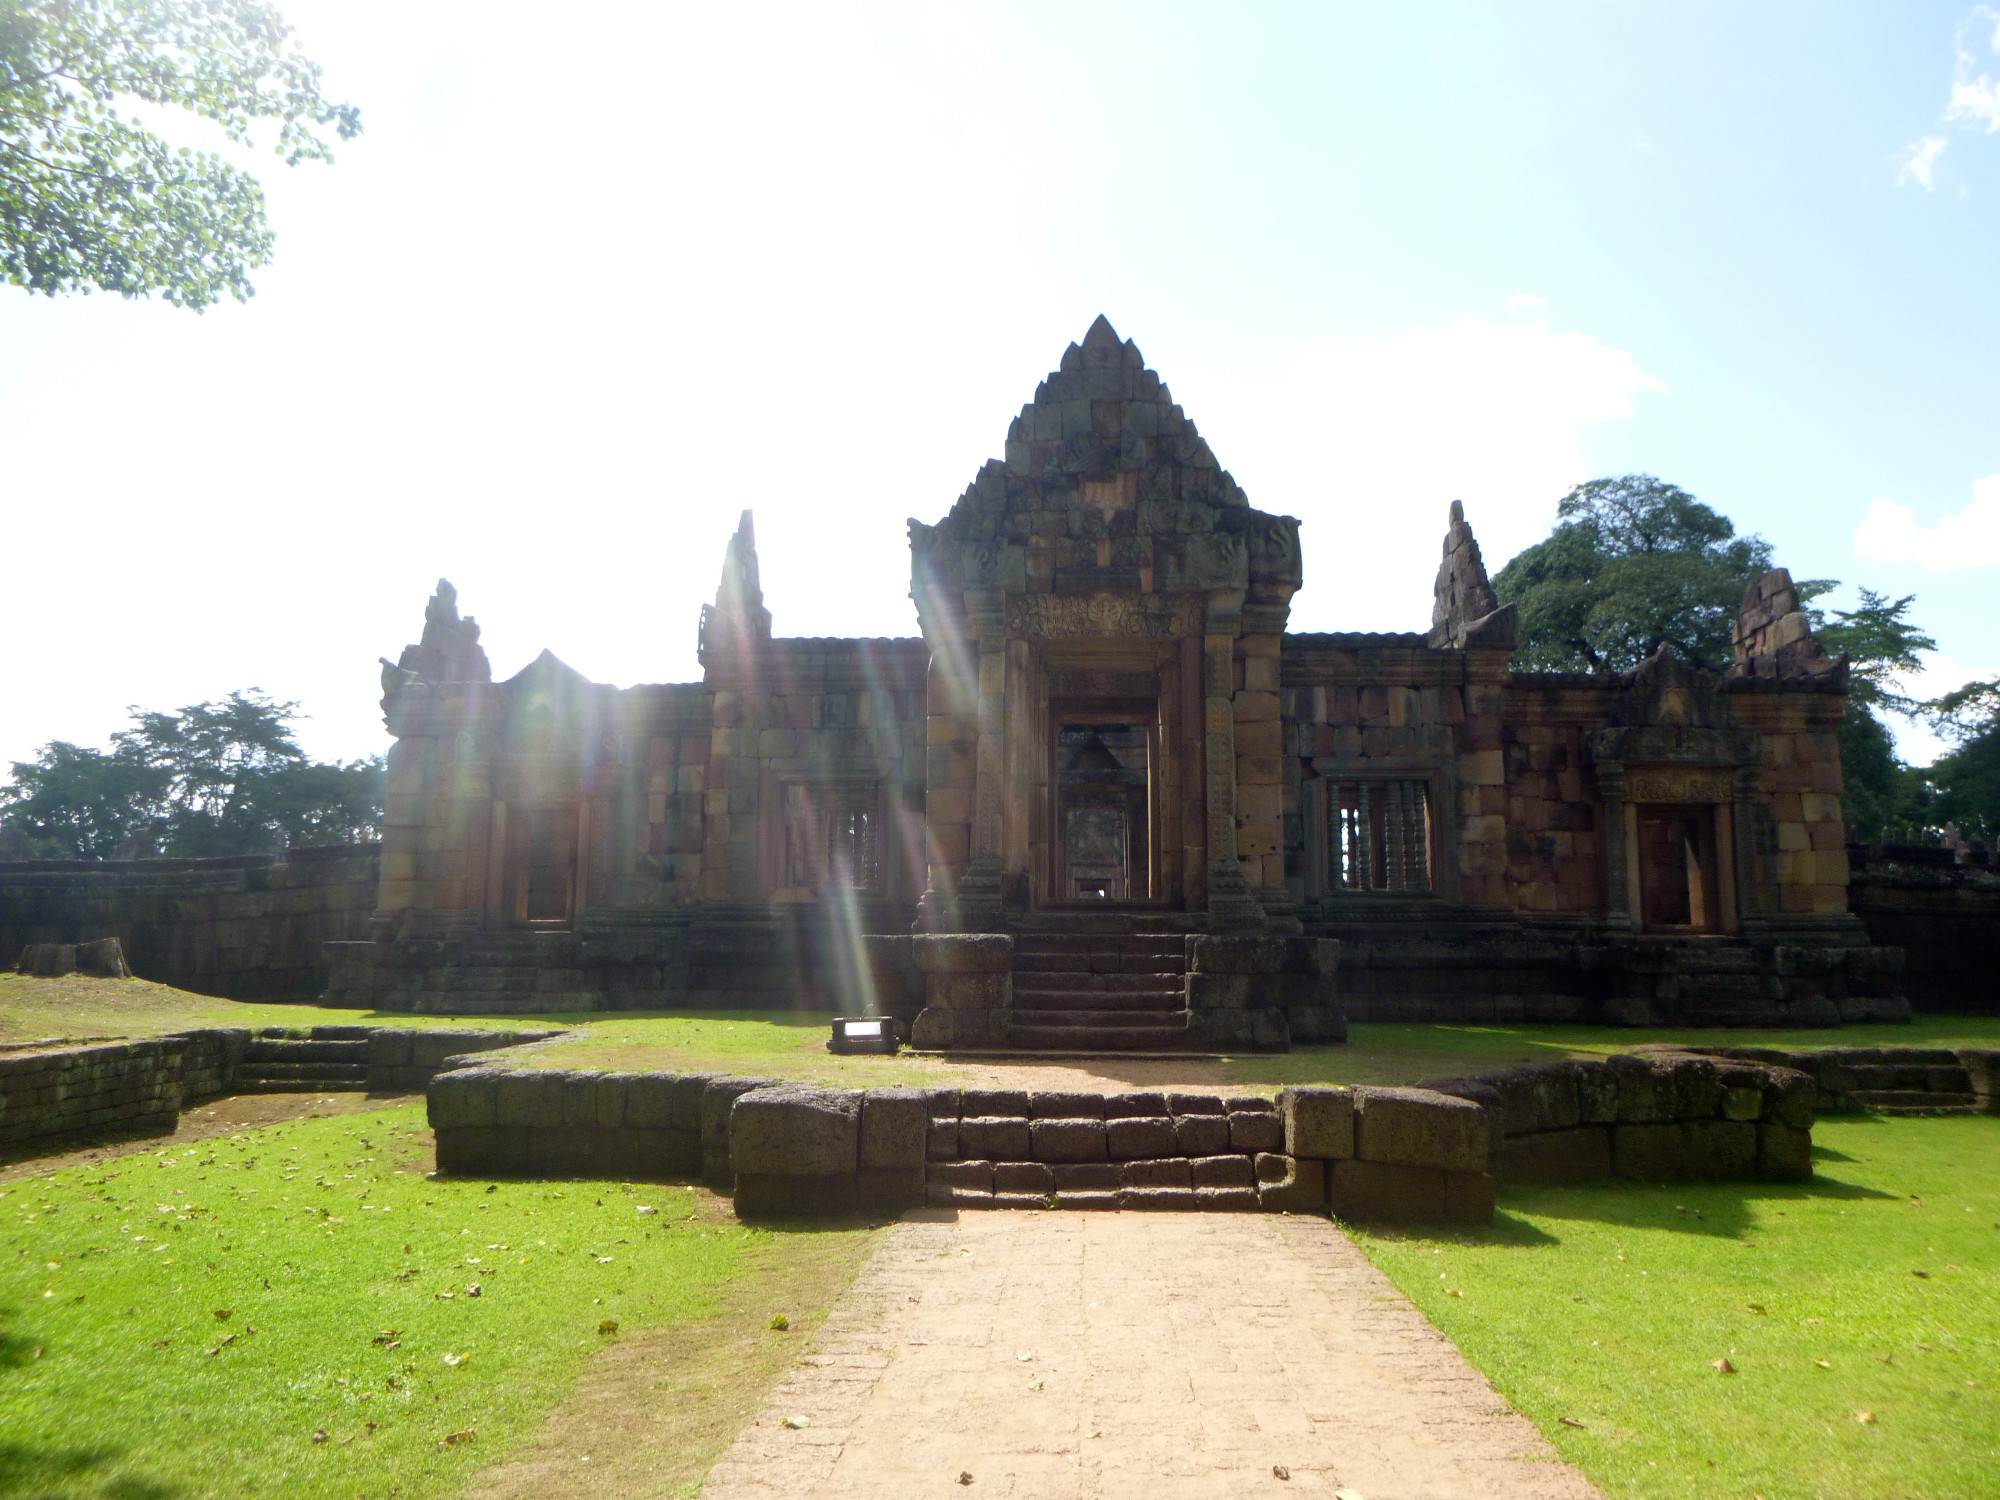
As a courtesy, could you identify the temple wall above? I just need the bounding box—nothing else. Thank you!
[0,845,379,999]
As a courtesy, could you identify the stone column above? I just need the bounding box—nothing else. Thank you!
[1203,595,1265,928]
[956,588,1007,929]
[1596,761,1638,931]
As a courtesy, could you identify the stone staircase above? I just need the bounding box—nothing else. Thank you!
[235,1026,372,1093]
[1842,1057,1984,1115]
[1006,932,1190,1050]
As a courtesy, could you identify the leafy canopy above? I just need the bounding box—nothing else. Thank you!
[0,689,383,858]
[0,0,359,308]
[1918,678,2000,842]
[1492,475,1776,672]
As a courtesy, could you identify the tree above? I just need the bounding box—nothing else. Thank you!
[1,0,359,309]
[1491,475,1776,673]
[1920,679,2000,842]
[0,689,384,858]
[1497,476,1942,840]
[1810,590,1936,841]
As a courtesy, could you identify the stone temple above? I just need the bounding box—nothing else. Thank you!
[327,316,1906,1046]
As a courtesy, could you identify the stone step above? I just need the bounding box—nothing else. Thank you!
[1013,988,1185,1012]
[236,1062,370,1083]
[1013,937,1184,959]
[1008,1003,1185,1024]
[243,1039,370,1064]
[1006,1021,1192,1051]
[1850,1090,1985,1114]
[1847,1065,1973,1092]
[234,1079,370,1094]
[1012,972,1184,993]
[257,1025,373,1040]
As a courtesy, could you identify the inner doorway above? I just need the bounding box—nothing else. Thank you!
[1055,722,1150,900]
[1635,803,1718,931]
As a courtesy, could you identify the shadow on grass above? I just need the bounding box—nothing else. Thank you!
[0,1442,181,1500]
[1492,1170,1897,1240]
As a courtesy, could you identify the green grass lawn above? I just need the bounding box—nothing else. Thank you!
[1352,1114,2000,1500]
[8,973,2000,1094]
[0,1102,876,1499]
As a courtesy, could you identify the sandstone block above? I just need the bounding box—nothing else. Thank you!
[625,1073,677,1130]
[858,1168,926,1214]
[1196,1186,1261,1211]
[1228,1109,1284,1155]
[959,1116,1031,1160]
[427,1068,500,1130]
[928,1160,994,1193]
[963,1089,1029,1117]
[1685,1119,1757,1177]
[1122,1157,1193,1189]
[1496,1126,1611,1184]
[1106,1116,1176,1159]
[1444,1171,1496,1224]
[1056,1190,1121,1211]
[1489,1063,1582,1135]
[1052,1163,1121,1194]
[1606,1053,1669,1122]
[1190,1154,1255,1190]
[1757,1123,1814,1180]
[1104,1091,1167,1119]
[1254,1153,1328,1213]
[1167,1092,1225,1115]
[734,1173,858,1218]
[1186,935,1286,974]
[995,1161,1055,1195]
[1028,1090,1104,1119]
[1353,1087,1489,1173]
[1612,1122,1686,1179]
[1328,1159,1447,1223]
[859,1088,929,1170]
[702,1075,777,1183]
[593,1073,632,1129]
[1281,1085,1356,1160]
[729,1086,861,1177]
[927,1117,961,1161]
[912,934,1014,973]
[1119,1186,1197,1211]
[1174,1114,1231,1156]
[1031,1117,1108,1163]
[670,1073,715,1131]
[495,1071,564,1130]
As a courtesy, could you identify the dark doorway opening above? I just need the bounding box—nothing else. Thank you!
[1055,722,1149,900]
[1636,803,1718,931]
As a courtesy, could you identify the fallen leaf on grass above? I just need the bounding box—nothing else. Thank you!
[1712,1359,1737,1374]
[1446,1289,1463,1298]
[311,1429,329,1444]
[465,1285,481,1298]
[1746,1303,1766,1315]
[770,1314,789,1331]
[598,1319,619,1335]
[202,1334,237,1356]
[213,1309,231,1321]
[371,1330,401,1346]
[1816,1359,1831,1369]
[1913,1270,1931,1279]
[1558,1417,1587,1429]
[441,1428,476,1446]
[442,1351,470,1367]
[780,1415,811,1430]
[1853,1410,1875,1425]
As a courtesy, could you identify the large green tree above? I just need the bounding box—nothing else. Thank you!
[1497,475,1940,840]
[1920,680,2000,843]
[1,0,359,308]
[0,689,383,858]
[1491,475,1776,673]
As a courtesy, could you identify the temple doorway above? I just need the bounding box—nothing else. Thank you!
[501,804,579,925]
[1054,721,1151,901]
[1635,803,1719,931]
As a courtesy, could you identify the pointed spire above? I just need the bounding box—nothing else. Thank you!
[1728,567,1840,679]
[1429,501,1515,649]
[700,509,772,660]
[382,577,490,713]
[1081,313,1121,351]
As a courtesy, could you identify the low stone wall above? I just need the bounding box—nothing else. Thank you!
[1849,851,2000,1015]
[1684,1044,2000,1116]
[0,844,380,1000]
[426,1049,1833,1222]
[1421,1050,1818,1185]
[0,1038,182,1147]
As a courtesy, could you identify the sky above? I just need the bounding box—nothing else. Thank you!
[3,1,1998,773]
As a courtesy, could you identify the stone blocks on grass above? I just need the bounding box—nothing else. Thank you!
[1280,1086,1355,1160]
[1353,1086,1490,1174]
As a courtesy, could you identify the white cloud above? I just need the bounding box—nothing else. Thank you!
[1853,474,2000,571]
[1896,135,1949,188]
[1182,316,1666,633]
[1947,5,2000,131]
[1500,293,1547,313]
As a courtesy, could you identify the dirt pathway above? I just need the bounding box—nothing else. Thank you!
[702,1210,1599,1500]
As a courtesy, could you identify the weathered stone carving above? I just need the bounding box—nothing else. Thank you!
[1428,501,1517,649]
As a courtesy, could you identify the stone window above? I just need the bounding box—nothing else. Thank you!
[778,782,885,898]
[1330,780,1431,893]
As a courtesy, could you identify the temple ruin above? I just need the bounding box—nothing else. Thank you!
[326,316,1906,1045]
